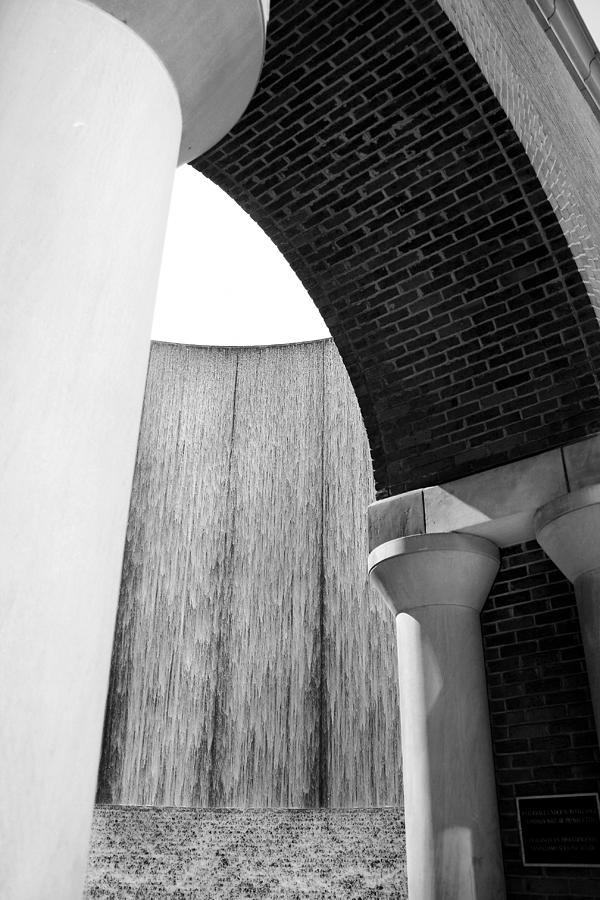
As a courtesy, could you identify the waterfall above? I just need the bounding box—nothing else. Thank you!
[97,339,401,808]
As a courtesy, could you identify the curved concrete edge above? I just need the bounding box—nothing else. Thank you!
[368,532,499,575]
[369,533,500,615]
[527,0,600,118]
[151,337,333,352]
[89,0,266,163]
[534,483,600,582]
[533,483,600,534]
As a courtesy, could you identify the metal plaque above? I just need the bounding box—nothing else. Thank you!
[517,794,600,867]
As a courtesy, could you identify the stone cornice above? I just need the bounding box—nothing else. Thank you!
[368,433,600,550]
[527,0,600,119]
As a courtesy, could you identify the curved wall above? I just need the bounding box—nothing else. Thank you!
[98,339,401,808]
[438,0,600,334]
[196,0,600,498]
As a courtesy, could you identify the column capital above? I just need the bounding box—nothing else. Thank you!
[534,484,600,582]
[90,0,267,163]
[368,532,500,616]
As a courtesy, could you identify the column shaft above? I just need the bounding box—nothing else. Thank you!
[575,570,600,734]
[534,487,600,748]
[369,534,505,900]
[0,2,181,897]
[397,604,504,900]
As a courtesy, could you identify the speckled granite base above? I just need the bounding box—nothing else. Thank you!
[85,806,407,899]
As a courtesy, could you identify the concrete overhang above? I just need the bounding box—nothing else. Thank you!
[368,432,600,554]
[91,0,267,164]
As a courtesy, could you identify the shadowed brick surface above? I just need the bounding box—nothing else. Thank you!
[196,0,600,498]
[483,542,600,900]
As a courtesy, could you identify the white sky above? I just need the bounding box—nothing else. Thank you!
[576,1,600,45]
[152,166,330,346]
[152,3,600,347]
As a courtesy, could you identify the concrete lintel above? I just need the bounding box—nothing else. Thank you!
[368,434,600,551]
[423,449,567,547]
[367,489,424,553]
[563,433,600,490]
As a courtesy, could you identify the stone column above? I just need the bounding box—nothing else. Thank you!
[535,485,600,740]
[369,533,505,900]
[0,1,264,897]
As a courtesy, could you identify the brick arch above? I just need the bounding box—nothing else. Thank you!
[195,0,600,497]
[438,0,600,348]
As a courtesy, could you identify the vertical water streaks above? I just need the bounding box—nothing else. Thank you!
[98,339,402,808]
[322,342,402,806]
[97,343,238,806]
[211,344,324,806]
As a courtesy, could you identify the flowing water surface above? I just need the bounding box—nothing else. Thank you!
[98,340,401,808]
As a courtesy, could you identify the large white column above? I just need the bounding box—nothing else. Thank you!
[535,485,600,740]
[0,1,264,898]
[369,533,505,900]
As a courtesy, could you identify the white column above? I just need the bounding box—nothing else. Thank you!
[535,485,600,740]
[0,4,180,898]
[0,1,264,897]
[369,533,505,900]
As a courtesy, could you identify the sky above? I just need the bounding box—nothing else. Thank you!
[152,2,600,348]
[151,167,330,346]
[576,0,600,45]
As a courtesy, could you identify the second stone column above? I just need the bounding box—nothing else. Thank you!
[535,485,600,741]
[369,533,505,900]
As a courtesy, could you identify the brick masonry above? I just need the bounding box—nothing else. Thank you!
[483,542,600,900]
[196,0,600,499]
[438,0,600,333]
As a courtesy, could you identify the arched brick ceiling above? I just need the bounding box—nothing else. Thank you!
[195,0,600,498]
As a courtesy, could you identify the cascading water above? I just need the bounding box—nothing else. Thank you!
[97,339,401,808]
[321,343,403,807]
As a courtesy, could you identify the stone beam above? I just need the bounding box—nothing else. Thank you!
[368,433,600,550]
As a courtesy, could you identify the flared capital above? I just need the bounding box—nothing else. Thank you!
[368,532,500,617]
[90,0,267,162]
[534,484,600,582]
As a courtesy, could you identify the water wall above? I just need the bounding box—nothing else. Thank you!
[97,339,401,808]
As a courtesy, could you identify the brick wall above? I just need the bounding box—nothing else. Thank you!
[437,0,600,338]
[196,0,600,498]
[483,542,600,900]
